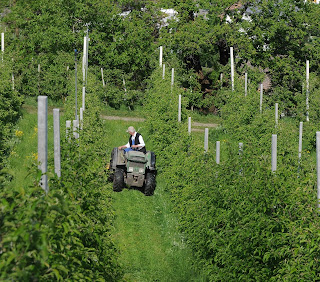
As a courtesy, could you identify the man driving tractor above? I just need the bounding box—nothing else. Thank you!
[118,126,147,154]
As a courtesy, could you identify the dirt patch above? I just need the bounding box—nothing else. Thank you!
[101,115,219,129]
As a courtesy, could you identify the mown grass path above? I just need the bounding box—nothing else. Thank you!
[104,120,207,281]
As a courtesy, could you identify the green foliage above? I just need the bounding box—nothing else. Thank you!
[0,59,22,167]
[144,66,320,280]
[0,92,122,280]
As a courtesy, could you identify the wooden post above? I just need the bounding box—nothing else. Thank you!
[272,134,277,172]
[101,68,105,87]
[53,109,61,178]
[162,64,165,79]
[245,73,248,97]
[38,96,48,193]
[230,47,234,91]
[275,103,278,127]
[12,73,14,90]
[216,141,220,164]
[299,122,303,160]
[260,84,263,113]
[188,117,191,134]
[38,64,41,73]
[220,73,223,89]
[178,95,181,122]
[317,132,320,209]
[204,128,209,152]
[306,60,310,122]
[82,86,85,111]
[159,46,163,67]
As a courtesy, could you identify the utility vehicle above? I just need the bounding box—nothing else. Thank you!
[108,148,156,196]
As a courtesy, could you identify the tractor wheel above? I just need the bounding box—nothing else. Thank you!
[113,167,124,192]
[144,171,156,196]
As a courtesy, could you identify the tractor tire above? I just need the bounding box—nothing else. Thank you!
[144,171,156,196]
[113,167,124,192]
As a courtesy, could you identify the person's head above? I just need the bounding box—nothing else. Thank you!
[126,126,136,136]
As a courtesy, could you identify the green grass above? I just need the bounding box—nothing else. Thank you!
[6,109,43,189]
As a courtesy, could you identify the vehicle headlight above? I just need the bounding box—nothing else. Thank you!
[139,168,144,173]
[128,167,133,172]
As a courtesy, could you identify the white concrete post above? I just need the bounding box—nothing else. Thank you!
[1,32,4,60]
[306,60,310,122]
[162,64,165,79]
[123,78,127,93]
[171,68,174,86]
[220,73,223,89]
[230,47,234,91]
[272,134,277,172]
[178,95,181,122]
[83,36,87,83]
[245,73,248,97]
[73,119,79,139]
[275,103,278,127]
[38,64,41,73]
[66,120,71,140]
[80,107,83,130]
[204,128,209,152]
[239,142,243,155]
[216,141,220,164]
[159,46,163,67]
[316,132,320,209]
[299,122,303,160]
[12,73,14,90]
[260,84,263,113]
[53,109,61,178]
[101,68,105,87]
[188,117,191,134]
[82,86,85,111]
[38,96,48,193]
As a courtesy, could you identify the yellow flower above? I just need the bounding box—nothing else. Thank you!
[32,152,38,161]
[34,127,38,133]
[15,130,23,138]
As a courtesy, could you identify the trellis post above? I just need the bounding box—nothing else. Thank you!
[272,134,277,172]
[38,96,48,193]
[216,141,220,164]
[101,68,105,87]
[162,64,165,79]
[53,109,61,178]
[306,60,310,122]
[299,122,303,161]
[245,73,248,97]
[204,128,209,152]
[275,103,278,127]
[230,47,234,91]
[260,84,263,113]
[178,95,181,122]
[188,117,191,134]
[159,46,163,67]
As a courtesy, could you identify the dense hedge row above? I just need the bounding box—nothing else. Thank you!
[0,59,22,169]
[145,68,320,280]
[0,91,122,280]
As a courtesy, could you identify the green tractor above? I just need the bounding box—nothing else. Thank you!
[108,148,156,196]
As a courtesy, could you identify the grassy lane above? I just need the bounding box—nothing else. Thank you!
[111,179,206,282]
[104,120,207,281]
